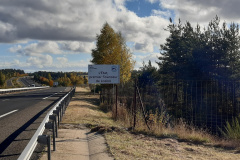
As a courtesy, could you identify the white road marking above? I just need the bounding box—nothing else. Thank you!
[0,110,18,119]
[2,99,10,102]
[43,92,58,100]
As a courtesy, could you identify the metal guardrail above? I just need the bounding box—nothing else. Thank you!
[17,87,76,160]
[0,86,49,94]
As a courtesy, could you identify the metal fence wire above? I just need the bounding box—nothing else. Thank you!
[100,80,240,135]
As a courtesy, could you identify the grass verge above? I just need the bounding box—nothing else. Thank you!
[62,87,240,160]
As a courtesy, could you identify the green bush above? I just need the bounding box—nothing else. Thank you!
[221,117,240,140]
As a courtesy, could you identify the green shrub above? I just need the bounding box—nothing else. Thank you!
[221,117,240,140]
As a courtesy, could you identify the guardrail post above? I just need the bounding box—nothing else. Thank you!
[58,104,63,122]
[49,114,58,139]
[53,109,60,127]
[45,121,56,151]
[63,102,66,114]
[38,135,51,160]
[60,102,64,117]
[50,113,58,138]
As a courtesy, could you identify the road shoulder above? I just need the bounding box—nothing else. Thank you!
[39,87,114,160]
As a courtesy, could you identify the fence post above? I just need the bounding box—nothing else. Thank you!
[115,84,118,120]
[133,78,137,129]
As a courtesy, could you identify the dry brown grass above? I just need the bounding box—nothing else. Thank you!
[106,131,240,160]
[63,87,240,160]
[62,87,117,127]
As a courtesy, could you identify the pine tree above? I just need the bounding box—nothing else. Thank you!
[159,16,240,81]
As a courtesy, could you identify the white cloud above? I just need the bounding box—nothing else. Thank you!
[27,54,53,68]
[57,57,68,64]
[14,59,20,65]
[147,0,159,4]
[47,59,90,72]
[1,0,169,48]
[1,0,174,72]
[151,9,171,19]
[9,41,61,56]
[60,41,95,53]
[161,0,240,25]
[134,52,160,70]
[9,41,96,57]
[2,0,240,73]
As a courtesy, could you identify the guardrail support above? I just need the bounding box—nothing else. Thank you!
[45,122,56,151]
[38,135,51,160]
[53,109,60,128]
[49,114,58,138]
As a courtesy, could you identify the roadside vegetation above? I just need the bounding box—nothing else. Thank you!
[75,16,240,159]
[63,87,240,160]
[32,71,88,87]
[0,69,88,88]
[0,69,26,88]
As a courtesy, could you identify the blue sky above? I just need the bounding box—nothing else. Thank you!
[0,0,239,73]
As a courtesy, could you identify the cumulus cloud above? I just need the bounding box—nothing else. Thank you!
[9,41,96,57]
[1,0,169,52]
[147,0,159,4]
[2,0,240,73]
[0,0,119,42]
[60,41,95,53]
[9,41,61,56]
[114,12,169,48]
[49,59,90,72]
[161,0,240,25]
[0,0,176,71]
[57,57,68,64]
[151,9,171,19]
[27,54,53,68]
[134,52,160,70]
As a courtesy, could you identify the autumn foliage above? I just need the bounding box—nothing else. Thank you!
[91,23,135,83]
[37,72,87,87]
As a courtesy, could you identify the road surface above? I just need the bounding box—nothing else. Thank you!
[0,87,71,160]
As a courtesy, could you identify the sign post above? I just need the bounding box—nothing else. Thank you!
[88,64,120,120]
[88,65,120,84]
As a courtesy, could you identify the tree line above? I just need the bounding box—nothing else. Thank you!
[136,16,240,132]
[93,16,240,133]
[0,69,25,87]
[32,71,88,87]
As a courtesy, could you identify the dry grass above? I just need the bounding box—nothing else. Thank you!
[63,87,240,160]
[106,131,240,160]
[62,87,117,127]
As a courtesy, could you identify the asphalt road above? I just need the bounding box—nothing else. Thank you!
[6,78,15,88]
[0,87,71,160]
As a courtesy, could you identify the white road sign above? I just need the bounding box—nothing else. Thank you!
[88,64,120,84]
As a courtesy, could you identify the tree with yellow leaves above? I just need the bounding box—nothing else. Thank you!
[91,23,135,83]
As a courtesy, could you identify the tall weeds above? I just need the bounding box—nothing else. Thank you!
[221,117,240,140]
